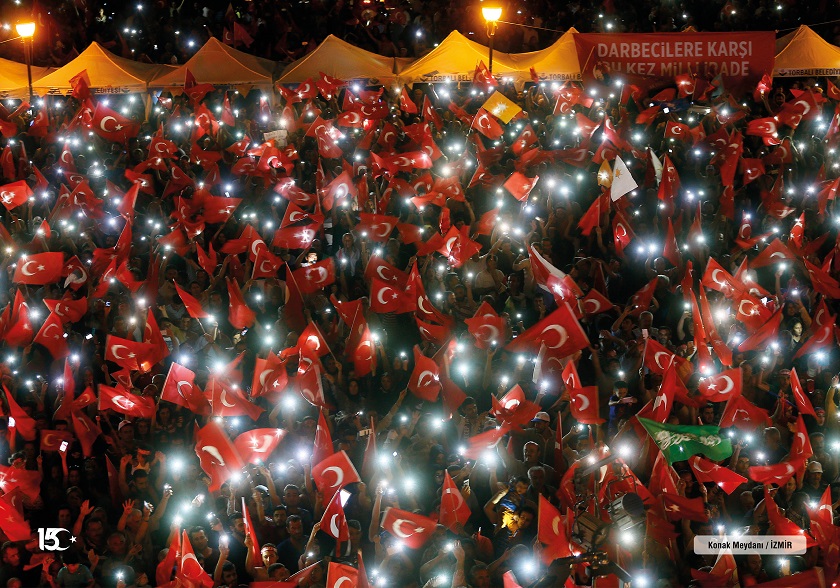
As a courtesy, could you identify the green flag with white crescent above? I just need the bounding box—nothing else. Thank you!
[638,417,733,465]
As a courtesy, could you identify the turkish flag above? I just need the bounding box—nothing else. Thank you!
[474,207,499,236]
[98,384,156,419]
[688,456,748,494]
[39,429,74,452]
[492,385,540,428]
[251,355,289,399]
[194,421,245,492]
[611,210,635,257]
[662,494,708,522]
[581,288,615,317]
[316,126,344,159]
[657,154,681,203]
[195,242,218,276]
[357,213,399,243]
[227,277,255,329]
[462,424,511,460]
[296,363,328,408]
[33,311,68,358]
[578,192,607,237]
[364,256,408,287]
[281,202,324,228]
[351,325,377,378]
[70,410,102,457]
[1,387,36,442]
[43,297,87,324]
[472,107,505,140]
[439,471,471,531]
[465,303,506,349]
[422,95,443,128]
[790,368,817,417]
[174,282,209,319]
[0,495,31,541]
[105,335,155,372]
[271,223,320,250]
[90,103,140,143]
[719,395,770,430]
[698,368,742,402]
[749,458,805,486]
[312,410,335,467]
[0,180,32,210]
[751,238,796,268]
[179,530,214,588]
[320,489,350,541]
[292,259,336,295]
[298,323,331,358]
[733,291,773,331]
[161,362,210,415]
[504,172,539,201]
[738,308,782,352]
[568,385,603,424]
[327,563,358,588]
[407,346,441,402]
[233,429,286,464]
[627,277,659,317]
[793,323,834,360]
[399,87,418,114]
[506,302,589,358]
[13,252,63,285]
[701,258,740,297]
[381,507,437,549]
[0,463,41,501]
[643,337,689,376]
[537,495,573,560]
[370,277,416,314]
[206,375,264,421]
[312,451,361,496]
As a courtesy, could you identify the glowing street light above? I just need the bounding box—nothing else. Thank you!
[481,6,502,74]
[15,22,35,102]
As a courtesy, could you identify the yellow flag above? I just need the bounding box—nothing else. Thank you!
[481,91,523,124]
[597,159,612,187]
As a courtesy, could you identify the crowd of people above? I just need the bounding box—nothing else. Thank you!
[1,0,839,68]
[0,12,840,588]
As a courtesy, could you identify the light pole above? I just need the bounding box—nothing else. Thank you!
[481,6,502,74]
[15,22,36,103]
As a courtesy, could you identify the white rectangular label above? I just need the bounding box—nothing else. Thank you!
[695,535,806,555]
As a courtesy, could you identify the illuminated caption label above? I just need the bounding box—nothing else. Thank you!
[694,535,806,555]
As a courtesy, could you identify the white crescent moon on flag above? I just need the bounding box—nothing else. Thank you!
[322,465,344,488]
[201,446,226,466]
[376,287,392,306]
[21,260,40,276]
[417,370,436,388]
[541,325,568,349]
[111,344,129,361]
[100,116,118,132]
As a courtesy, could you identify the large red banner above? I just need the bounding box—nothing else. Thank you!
[574,32,775,94]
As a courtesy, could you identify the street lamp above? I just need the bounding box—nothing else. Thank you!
[481,6,502,74]
[15,22,35,103]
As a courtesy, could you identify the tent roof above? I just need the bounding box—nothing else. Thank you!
[398,31,523,84]
[0,58,53,99]
[774,25,840,76]
[150,37,277,88]
[278,35,398,84]
[511,28,581,82]
[31,42,171,95]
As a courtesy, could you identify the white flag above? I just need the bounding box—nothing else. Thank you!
[648,148,663,185]
[610,155,638,201]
